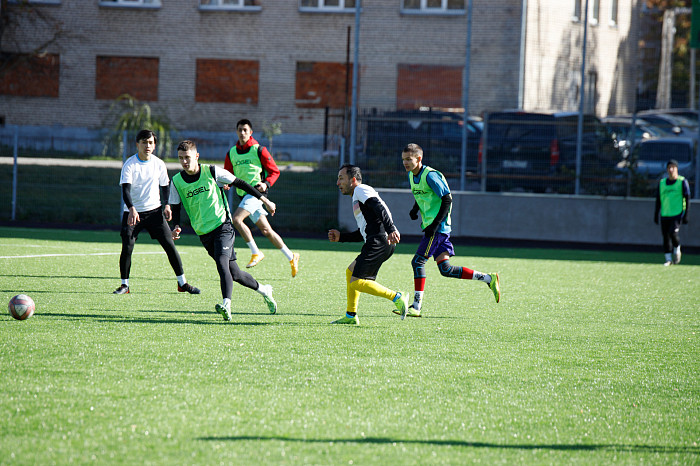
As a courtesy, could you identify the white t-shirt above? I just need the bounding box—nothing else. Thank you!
[119,153,169,212]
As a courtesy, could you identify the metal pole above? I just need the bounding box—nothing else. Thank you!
[691,49,696,109]
[518,0,528,109]
[121,130,128,216]
[696,84,700,199]
[459,0,473,192]
[11,126,18,221]
[575,0,590,196]
[349,0,361,165]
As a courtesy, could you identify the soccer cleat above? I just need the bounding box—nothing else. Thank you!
[260,284,277,314]
[331,315,359,325]
[178,283,201,294]
[392,305,422,318]
[393,291,409,320]
[663,261,672,266]
[290,252,300,278]
[489,273,501,303]
[113,284,130,295]
[673,249,681,265]
[246,253,265,268]
[215,303,232,322]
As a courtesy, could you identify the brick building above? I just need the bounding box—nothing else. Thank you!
[1,0,639,137]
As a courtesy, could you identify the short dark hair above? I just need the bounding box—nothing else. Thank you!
[236,119,253,130]
[177,140,197,152]
[402,143,423,157]
[136,129,157,145]
[667,159,679,168]
[340,163,362,183]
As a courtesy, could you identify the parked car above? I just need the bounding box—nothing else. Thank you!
[635,110,698,139]
[654,108,699,123]
[479,110,619,194]
[621,137,696,180]
[602,116,670,158]
[360,109,482,176]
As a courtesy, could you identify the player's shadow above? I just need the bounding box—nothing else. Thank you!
[38,311,272,326]
[198,435,699,455]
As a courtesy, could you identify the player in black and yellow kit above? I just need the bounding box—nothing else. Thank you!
[169,140,277,321]
[654,159,690,266]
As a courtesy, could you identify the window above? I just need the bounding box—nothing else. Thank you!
[592,0,600,24]
[300,0,356,11]
[402,0,465,14]
[0,53,60,98]
[610,0,618,26]
[396,64,462,109]
[99,0,161,8]
[573,0,582,21]
[195,59,259,104]
[95,56,159,101]
[200,0,261,10]
[295,61,352,108]
[8,0,61,4]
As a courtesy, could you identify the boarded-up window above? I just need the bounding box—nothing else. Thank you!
[295,61,352,109]
[0,53,60,98]
[96,56,159,101]
[195,58,259,104]
[397,64,462,110]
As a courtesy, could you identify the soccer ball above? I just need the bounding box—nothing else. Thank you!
[8,294,35,320]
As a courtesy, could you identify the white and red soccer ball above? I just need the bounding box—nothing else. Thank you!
[8,294,35,320]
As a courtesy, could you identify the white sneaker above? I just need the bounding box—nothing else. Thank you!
[215,302,232,321]
[673,248,681,265]
[260,284,277,314]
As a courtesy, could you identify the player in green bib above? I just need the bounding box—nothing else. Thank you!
[654,159,690,265]
[398,143,501,317]
[169,140,278,322]
[223,119,300,277]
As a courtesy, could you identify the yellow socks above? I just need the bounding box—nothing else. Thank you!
[346,268,360,315]
[350,277,396,301]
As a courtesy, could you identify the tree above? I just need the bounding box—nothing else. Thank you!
[0,0,75,79]
[101,94,177,159]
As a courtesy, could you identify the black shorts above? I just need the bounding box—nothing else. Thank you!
[199,221,237,262]
[120,207,171,241]
[353,234,395,280]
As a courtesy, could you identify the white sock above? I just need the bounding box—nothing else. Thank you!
[223,298,231,309]
[280,246,294,261]
[256,284,270,296]
[177,275,186,286]
[665,253,672,262]
[413,291,424,309]
[247,241,260,255]
[473,271,491,283]
[121,279,129,286]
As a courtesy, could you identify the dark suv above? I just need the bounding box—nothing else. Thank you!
[479,111,619,194]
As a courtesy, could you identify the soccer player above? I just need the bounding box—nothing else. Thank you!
[114,129,200,295]
[327,164,409,325]
[654,159,690,266]
[169,140,277,321]
[399,143,500,317]
[223,119,300,277]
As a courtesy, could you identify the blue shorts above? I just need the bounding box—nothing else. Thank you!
[238,194,268,224]
[415,232,454,260]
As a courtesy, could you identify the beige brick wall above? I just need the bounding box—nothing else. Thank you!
[0,0,636,134]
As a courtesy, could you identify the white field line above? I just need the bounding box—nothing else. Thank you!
[0,251,166,259]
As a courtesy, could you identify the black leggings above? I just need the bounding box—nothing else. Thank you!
[660,216,682,253]
[214,254,258,300]
[119,233,184,279]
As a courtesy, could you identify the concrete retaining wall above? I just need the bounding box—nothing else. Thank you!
[338,189,700,248]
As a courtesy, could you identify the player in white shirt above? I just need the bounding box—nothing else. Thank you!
[113,129,200,295]
[327,164,409,325]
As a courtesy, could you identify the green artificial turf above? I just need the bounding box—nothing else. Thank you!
[0,227,698,464]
